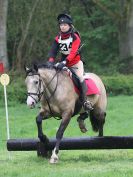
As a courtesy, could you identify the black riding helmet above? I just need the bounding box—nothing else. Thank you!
[57,13,73,25]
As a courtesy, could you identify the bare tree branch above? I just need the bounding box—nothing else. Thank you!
[16,0,40,69]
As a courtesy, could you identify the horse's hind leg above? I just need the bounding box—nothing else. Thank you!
[36,111,49,144]
[97,111,106,136]
[77,112,89,133]
[90,109,106,137]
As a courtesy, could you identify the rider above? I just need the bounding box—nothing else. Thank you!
[47,13,93,111]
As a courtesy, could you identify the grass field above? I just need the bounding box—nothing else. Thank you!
[0,96,133,177]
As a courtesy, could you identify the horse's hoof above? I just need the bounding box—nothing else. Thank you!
[49,157,58,164]
[81,128,88,133]
[49,153,59,164]
[78,120,88,133]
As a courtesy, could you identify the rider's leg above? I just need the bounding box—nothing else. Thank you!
[70,61,93,111]
[80,80,93,110]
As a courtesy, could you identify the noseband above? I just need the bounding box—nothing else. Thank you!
[27,73,43,103]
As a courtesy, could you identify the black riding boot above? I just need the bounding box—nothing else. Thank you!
[80,80,93,111]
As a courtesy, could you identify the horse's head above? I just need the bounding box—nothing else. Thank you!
[25,65,44,108]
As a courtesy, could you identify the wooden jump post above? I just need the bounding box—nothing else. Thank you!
[7,136,133,157]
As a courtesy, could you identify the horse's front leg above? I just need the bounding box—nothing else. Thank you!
[36,111,49,144]
[49,111,72,164]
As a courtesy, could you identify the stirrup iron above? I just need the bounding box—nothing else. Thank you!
[83,101,93,111]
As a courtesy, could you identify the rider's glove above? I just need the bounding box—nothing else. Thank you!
[48,57,54,62]
[46,58,55,68]
[55,61,66,70]
[46,61,54,68]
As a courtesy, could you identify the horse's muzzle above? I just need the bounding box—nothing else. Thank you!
[27,96,36,108]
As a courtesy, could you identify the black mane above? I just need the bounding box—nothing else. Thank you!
[37,63,55,70]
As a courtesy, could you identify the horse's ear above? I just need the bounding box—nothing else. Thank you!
[24,65,32,74]
[24,65,30,72]
[33,64,38,72]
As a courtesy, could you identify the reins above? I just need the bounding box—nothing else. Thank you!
[42,69,61,120]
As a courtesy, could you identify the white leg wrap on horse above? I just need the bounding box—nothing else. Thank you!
[49,148,59,164]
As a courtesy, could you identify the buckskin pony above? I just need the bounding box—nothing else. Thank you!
[25,64,107,163]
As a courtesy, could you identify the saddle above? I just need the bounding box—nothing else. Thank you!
[65,68,100,95]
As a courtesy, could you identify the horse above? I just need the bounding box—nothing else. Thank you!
[25,63,107,163]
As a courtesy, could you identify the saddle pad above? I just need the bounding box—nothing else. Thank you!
[64,68,100,95]
[85,78,100,95]
[74,78,100,95]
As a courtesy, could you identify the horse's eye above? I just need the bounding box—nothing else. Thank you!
[35,81,38,84]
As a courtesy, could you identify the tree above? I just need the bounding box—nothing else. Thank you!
[118,0,133,59]
[0,0,8,70]
[7,0,70,71]
[92,0,133,60]
[78,0,118,73]
[80,0,133,73]
[16,0,40,70]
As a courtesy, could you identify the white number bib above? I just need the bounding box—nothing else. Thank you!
[58,36,73,55]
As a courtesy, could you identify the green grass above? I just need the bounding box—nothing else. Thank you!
[0,96,133,177]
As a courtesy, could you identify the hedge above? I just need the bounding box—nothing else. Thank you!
[0,74,26,106]
[0,74,133,105]
[101,75,133,96]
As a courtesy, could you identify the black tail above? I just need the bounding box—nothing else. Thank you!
[90,111,106,132]
[90,111,99,132]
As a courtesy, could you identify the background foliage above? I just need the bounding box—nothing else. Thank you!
[7,0,121,74]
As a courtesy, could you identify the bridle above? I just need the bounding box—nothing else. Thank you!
[26,70,61,120]
[27,73,44,104]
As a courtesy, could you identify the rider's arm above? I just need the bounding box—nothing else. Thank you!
[66,33,80,63]
[48,36,59,62]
